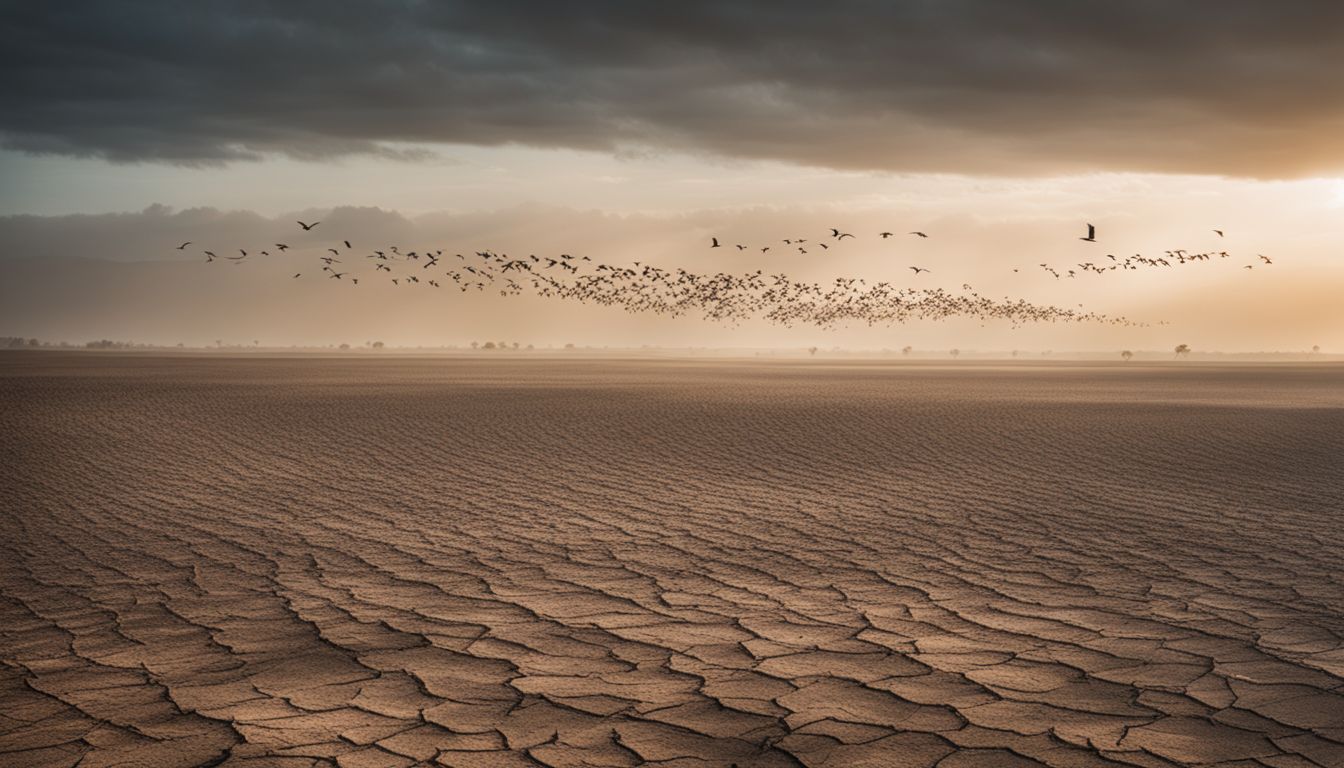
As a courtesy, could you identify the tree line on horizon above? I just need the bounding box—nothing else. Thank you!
[0,337,1329,357]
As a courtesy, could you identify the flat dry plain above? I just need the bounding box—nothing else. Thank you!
[3,353,1344,768]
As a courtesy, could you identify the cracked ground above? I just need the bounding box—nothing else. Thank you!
[2,354,1343,768]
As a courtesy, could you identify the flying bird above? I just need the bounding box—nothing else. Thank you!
[711,237,721,248]
[344,240,352,249]
[1213,229,1224,237]
[879,232,894,239]
[297,220,320,231]
[176,241,191,250]
[1080,223,1096,242]
[909,266,930,274]
[909,231,928,238]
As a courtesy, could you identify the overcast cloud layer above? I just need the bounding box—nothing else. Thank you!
[5,1,1344,176]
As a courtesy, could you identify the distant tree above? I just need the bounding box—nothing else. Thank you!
[564,343,575,350]
[371,341,385,349]
[1312,345,1321,355]
[901,345,913,356]
[1121,350,1133,361]
[526,344,534,350]
[339,343,350,351]
[27,338,40,347]
[808,346,818,356]
[949,348,960,359]
[482,341,496,350]
[470,341,479,350]
[512,342,520,350]
[1175,344,1190,358]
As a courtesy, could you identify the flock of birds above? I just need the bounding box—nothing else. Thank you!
[176,221,1271,329]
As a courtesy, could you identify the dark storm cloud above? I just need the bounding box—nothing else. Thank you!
[4,1,1344,176]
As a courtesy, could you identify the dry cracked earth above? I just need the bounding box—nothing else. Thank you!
[2,353,1344,768]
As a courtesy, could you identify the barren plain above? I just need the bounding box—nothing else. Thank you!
[2,354,1343,767]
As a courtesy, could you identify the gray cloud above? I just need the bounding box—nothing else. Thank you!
[4,1,1344,176]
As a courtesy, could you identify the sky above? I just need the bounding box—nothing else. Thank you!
[2,1,1342,351]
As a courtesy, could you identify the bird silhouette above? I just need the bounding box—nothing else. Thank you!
[297,220,320,231]
[1080,223,1096,242]
[189,222,1153,332]
[176,241,191,250]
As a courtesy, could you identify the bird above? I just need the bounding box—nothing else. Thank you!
[1080,223,1096,242]
[203,251,216,262]
[879,232,894,239]
[909,267,930,274]
[837,232,855,240]
[1213,229,1224,237]
[909,231,928,238]
[1258,254,1272,264]
[293,273,301,278]
[711,237,721,248]
[344,240,352,249]
[176,241,192,250]
[297,220,320,231]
